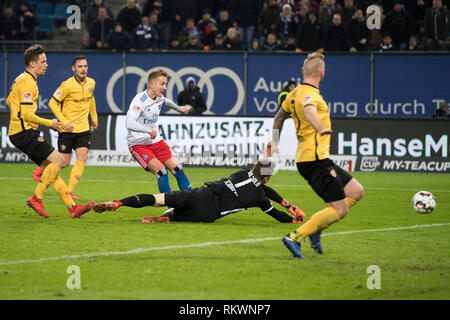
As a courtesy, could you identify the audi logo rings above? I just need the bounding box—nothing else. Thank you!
[106,66,245,115]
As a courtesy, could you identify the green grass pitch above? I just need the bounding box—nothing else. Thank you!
[0,163,449,300]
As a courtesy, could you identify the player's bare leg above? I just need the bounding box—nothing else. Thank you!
[163,156,178,172]
[344,178,364,203]
[146,157,165,174]
[60,152,72,168]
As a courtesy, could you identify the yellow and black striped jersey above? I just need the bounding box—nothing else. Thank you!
[7,71,53,135]
[281,83,331,162]
[49,76,97,133]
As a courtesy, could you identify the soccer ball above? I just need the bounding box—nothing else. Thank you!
[412,191,436,214]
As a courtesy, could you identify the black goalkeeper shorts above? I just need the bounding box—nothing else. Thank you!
[164,187,220,222]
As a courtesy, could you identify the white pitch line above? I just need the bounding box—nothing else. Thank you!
[1,177,449,193]
[0,223,449,266]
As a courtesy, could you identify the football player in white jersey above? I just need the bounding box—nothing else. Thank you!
[126,69,192,194]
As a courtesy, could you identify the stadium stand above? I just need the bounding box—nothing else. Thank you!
[0,0,449,51]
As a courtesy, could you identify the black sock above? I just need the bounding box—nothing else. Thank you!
[120,194,155,208]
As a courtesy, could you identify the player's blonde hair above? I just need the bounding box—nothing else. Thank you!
[148,69,168,82]
[302,52,325,77]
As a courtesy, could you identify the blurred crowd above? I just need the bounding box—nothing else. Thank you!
[1,0,449,52]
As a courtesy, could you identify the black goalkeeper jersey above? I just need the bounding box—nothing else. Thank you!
[165,169,294,222]
[204,169,273,216]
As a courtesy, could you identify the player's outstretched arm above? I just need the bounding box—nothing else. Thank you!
[20,106,62,132]
[261,184,283,203]
[89,97,98,131]
[48,97,72,131]
[125,104,152,133]
[163,98,184,113]
[262,185,305,222]
[268,108,291,156]
[280,199,305,223]
[263,206,296,223]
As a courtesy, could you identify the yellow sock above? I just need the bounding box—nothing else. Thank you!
[289,207,340,242]
[346,197,358,209]
[67,160,86,193]
[35,163,61,199]
[52,175,75,207]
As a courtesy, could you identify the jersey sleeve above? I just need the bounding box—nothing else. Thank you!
[52,82,69,103]
[294,91,319,118]
[163,97,182,112]
[126,96,152,133]
[48,82,70,126]
[261,185,283,203]
[263,206,293,223]
[300,93,319,109]
[281,98,291,114]
[19,81,53,127]
[20,106,53,127]
[19,87,35,105]
[89,84,98,122]
[258,195,292,223]
[258,197,274,213]
[258,185,293,222]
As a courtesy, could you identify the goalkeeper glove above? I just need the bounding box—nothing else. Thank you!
[281,199,306,223]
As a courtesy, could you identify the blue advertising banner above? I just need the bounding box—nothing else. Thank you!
[0,52,449,118]
[4,52,124,114]
[123,53,245,115]
[373,55,450,118]
[246,54,371,117]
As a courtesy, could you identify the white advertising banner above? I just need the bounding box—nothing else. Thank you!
[77,115,355,171]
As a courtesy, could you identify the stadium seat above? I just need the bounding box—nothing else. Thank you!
[49,3,71,21]
[27,0,38,10]
[35,15,54,33]
[35,2,53,16]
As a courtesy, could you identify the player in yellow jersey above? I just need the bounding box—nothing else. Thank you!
[32,56,98,199]
[266,52,364,258]
[7,45,94,218]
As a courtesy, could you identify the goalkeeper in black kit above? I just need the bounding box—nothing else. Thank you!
[93,160,305,224]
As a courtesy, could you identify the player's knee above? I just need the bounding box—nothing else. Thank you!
[346,180,364,202]
[61,160,70,169]
[54,155,67,168]
[351,184,364,202]
[337,208,349,218]
[356,185,364,201]
[334,202,349,218]
[171,164,183,174]
[77,154,88,162]
[156,168,168,178]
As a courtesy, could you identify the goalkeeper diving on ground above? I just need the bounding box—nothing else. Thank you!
[93,160,305,224]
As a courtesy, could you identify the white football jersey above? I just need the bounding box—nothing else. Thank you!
[125,91,170,147]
